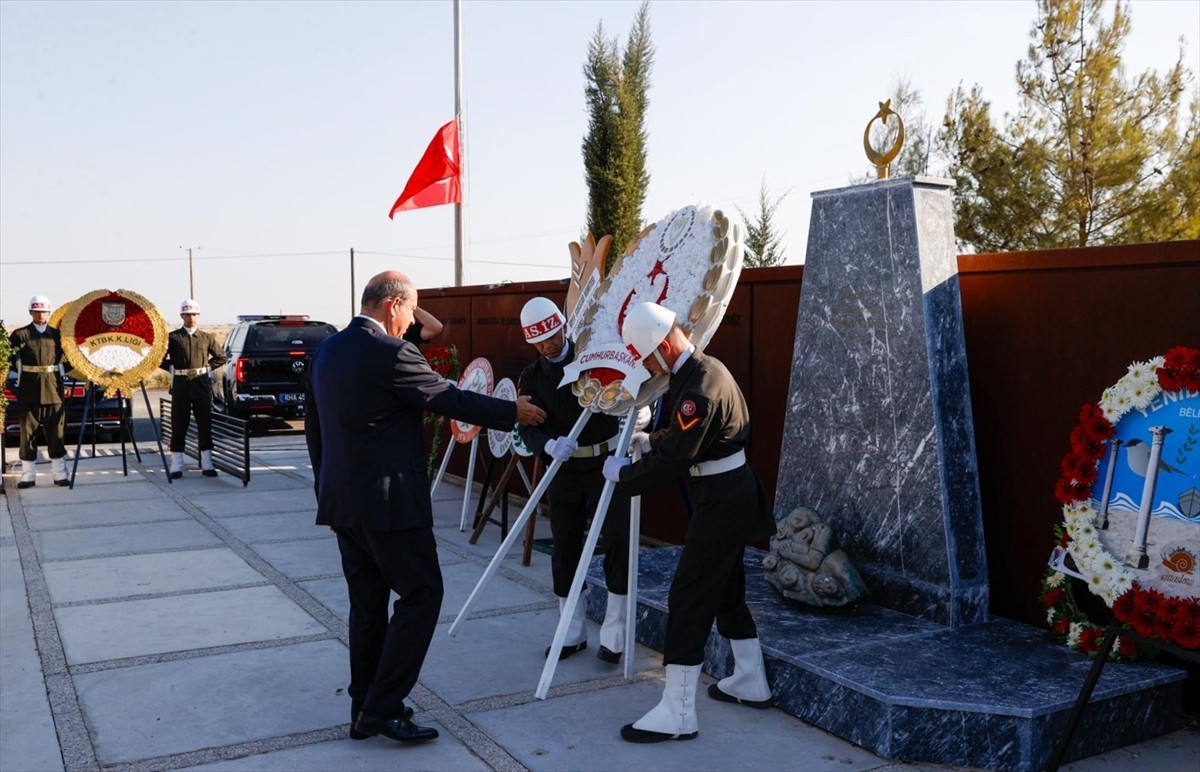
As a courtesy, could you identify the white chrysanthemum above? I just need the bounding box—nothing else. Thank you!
[1076,522,1097,541]
[1086,569,1107,590]
[1047,608,1057,624]
[1099,584,1117,605]
[1096,555,1119,574]
[1129,381,1155,411]
[1067,622,1083,648]
[1111,571,1134,594]
[1047,572,1066,588]
[1148,355,1165,371]
[1126,360,1152,382]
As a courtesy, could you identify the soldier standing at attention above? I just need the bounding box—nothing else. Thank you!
[161,299,227,478]
[8,295,69,488]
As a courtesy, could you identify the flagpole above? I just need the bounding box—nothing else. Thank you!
[453,0,464,287]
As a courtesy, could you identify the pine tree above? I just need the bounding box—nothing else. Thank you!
[582,2,654,270]
[938,0,1198,252]
[737,177,788,267]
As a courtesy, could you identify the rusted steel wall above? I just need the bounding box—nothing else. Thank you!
[415,240,1199,628]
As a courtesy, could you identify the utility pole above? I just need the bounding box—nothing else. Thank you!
[178,246,198,299]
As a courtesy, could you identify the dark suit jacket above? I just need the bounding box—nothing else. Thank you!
[305,317,516,532]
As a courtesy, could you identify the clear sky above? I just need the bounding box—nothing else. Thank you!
[2,0,1197,327]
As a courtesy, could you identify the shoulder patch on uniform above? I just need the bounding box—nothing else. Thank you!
[674,394,708,432]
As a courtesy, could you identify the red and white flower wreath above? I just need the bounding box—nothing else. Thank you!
[1042,345,1200,660]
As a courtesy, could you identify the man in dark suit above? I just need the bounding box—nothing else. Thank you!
[305,270,545,745]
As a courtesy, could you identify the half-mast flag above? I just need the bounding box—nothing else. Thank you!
[388,118,462,218]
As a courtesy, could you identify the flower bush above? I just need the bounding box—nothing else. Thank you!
[1042,345,1200,660]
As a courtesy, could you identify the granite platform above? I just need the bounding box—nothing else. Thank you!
[586,546,1186,772]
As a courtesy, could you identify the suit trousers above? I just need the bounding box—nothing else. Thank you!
[170,391,214,452]
[547,461,630,597]
[334,523,443,719]
[18,404,66,461]
[662,538,759,666]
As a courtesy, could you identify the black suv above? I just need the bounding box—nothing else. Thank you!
[212,315,337,420]
[4,373,133,443]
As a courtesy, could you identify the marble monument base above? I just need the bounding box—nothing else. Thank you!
[586,547,1184,772]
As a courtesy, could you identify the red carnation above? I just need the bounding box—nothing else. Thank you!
[1160,346,1200,391]
[1055,477,1091,504]
[1069,426,1105,461]
[1060,452,1097,485]
[1158,368,1185,392]
[1174,614,1200,650]
[1044,588,1063,608]
[1153,598,1181,640]
[1117,636,1138,658]
[1077,404,1115,442]
[1079,626,1102,654]
[1112,589,1136,623]
[1053,617,1070,635]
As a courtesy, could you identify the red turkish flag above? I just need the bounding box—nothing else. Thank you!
[388,118,462,217]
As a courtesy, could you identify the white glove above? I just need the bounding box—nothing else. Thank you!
[634,405,652,431]
[630,431,652,454]
[603,456,631,482]
[544,436,578,463]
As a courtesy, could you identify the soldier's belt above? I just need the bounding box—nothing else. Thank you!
[689,449,746,478]
[21,365,59,373]
[175,367,209,376]
[572,433,621,458]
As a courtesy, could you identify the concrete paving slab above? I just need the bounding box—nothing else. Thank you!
[0,503,12,540]
[41,548,266,604]
[297,577,356,620]
[434,526,533,563]
[56,585,327,664]
[253,538,342,580]
[439,561,549,619]
[24,497,190,531]
[191,488,315,519]
[20,479,165,505]
[1059,726,1200,771]
[217,511,332,544]
[74,640,348,765]
[177,725,489,771]
[181,473,310,496]
[424,610,657,705]
[0,544,64,772]
[35,519,222,561]
[467,679,883,772]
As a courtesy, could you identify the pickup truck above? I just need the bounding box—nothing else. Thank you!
[212,315,336,421]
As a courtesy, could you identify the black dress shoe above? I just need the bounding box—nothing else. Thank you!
[544,640,587,660]
[351,703,413,740]
[596,645,622,664]
[354,712,438,744]
[17,480,35,489]
[707,683,774,708]
[620,723,698,743]
[54,478,70,487]
[170,471,182,480]
[202,469,218,478]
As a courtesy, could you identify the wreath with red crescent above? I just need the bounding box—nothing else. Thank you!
[58,289,169,397]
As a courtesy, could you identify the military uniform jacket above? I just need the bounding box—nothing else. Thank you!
[8,324,64,407]
[162,328,227,398]
[618,350,774,544]
[517,339,621,464]
[306,317,517,532]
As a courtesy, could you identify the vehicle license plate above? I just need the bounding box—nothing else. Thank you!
[280,393,305,403]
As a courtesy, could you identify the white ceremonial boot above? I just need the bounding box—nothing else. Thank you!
[597,592,628,664]
[18,460,37,489]
[621,664,701,743]
[545,596,588,659]
[708,637,773,708]
[51,456,69,487]
[170,452,185,479]
[200,450,217,478]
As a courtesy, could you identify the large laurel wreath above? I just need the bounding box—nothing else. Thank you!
[59,289,169,397]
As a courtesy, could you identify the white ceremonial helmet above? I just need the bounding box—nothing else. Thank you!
[622,302,676,367]
[29,295,51,312]
[520,297,565,343]
[180,299,201,314]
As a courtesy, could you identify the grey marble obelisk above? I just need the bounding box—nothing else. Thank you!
[776,176,987,627]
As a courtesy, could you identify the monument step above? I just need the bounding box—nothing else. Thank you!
[586,546,1185,772]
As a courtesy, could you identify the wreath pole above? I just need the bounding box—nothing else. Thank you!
[68,386,96,489]
[139,381,173,484]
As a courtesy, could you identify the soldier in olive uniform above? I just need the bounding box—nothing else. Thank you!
[160,299,227,478]
[8,295,69,488]
[605,302,776,744]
